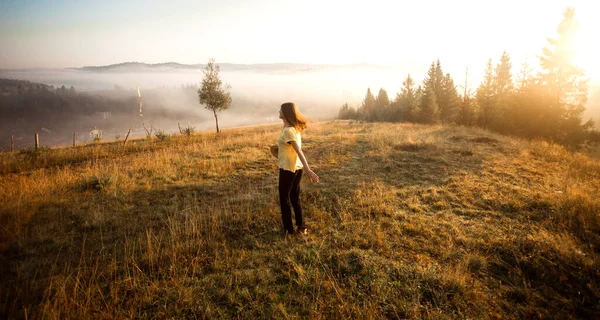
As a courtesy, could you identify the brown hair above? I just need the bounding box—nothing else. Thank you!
[281,102,307,132]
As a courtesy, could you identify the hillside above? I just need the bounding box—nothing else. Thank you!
[0,121,599,319]
[0,78,283,150]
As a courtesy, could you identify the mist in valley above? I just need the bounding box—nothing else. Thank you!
[0,64,415,149]
[1,61,599,150]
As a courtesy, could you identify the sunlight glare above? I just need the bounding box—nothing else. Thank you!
[573,5,600,80]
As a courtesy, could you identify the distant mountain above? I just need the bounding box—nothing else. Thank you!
[78,62,202,72]
[75,62,386,73]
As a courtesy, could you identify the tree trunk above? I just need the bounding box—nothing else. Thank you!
[213,109,219,133]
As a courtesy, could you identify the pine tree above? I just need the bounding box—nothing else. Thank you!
[395,74,418,122]
[495,51,513,97]
[456,68,477,126]
[338,103,357,119]
[419,85,440,124]
[359,88,376,121]
[374,88,390,121]
[476,59,496,128]
[505,61,536,135]
[432,60,447,117]
[492,51,514,132]
[457,94,477,126]
[538,7,590,144]
[434,60,444,97]
[439,73,460,123]
[423,62,437,90]
[419,63,440,124]
[414,85,423,121]
[375,88,390,108]
[390,94,401,122]
[512,80,550,138]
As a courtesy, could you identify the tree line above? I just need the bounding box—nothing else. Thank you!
[339,8,598,146]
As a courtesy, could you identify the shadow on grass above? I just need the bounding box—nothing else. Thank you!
[1,124,599,319]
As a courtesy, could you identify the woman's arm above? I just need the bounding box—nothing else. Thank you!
[290,141,319,183]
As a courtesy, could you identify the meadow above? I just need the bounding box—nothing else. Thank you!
[0,120,599,319]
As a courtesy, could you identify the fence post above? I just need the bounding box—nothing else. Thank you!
[123,128,132,147]
[11,135,14,152]
[73,132,76,148]
[35,133,39,150]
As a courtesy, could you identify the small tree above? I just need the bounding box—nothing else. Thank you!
[338,103,357,119]
[374,88,390,121]
[395,74,418,122]
[419,86,440,124]
[198,58,232,133]
[439,73,460,124]
[419,63,440,124]
[491,51,514,133]
[457,93,478,126]
[359,88,376,121]
[476,59,496,128]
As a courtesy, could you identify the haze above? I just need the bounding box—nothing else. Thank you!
[0,64,414,147]
[1,0,599,78]
[1,0,599,147]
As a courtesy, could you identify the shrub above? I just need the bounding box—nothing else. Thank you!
[155,130,169,141]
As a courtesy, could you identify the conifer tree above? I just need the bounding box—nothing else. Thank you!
[338,103,357,119]
[476,59,496,128]
[538,7,591,144]
[419,63,440,124]
[492,51,514,132]
[396,74,419,122]
[439,73,460,123]
[359,88,376,121]
[419,85,440,124]
[375,88,390,121]
[375,88,390,108]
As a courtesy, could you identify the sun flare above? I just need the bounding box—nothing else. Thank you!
[573,7,600,80]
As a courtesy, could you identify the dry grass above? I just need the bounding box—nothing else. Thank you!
[0,120,599,319]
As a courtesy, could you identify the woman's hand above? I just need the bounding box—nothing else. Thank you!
[306,169,319,183]
[289,141,319,183]
[270,145,278,158]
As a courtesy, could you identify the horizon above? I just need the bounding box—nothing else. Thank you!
[0,61,399,70]
[1,0,599,85]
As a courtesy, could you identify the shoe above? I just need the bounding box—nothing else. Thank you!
[281,229,295,237]
[297,226,307,235]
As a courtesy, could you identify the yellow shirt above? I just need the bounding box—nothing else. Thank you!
[278,126,303,172]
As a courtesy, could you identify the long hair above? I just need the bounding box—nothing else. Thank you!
[281,102,307,132]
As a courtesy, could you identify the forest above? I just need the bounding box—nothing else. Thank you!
[339,8,600,146]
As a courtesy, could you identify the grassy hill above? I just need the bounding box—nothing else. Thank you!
[0,121,599,319]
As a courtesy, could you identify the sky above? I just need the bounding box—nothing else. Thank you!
[0,0,599,83]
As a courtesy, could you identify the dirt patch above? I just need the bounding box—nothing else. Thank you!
[449,136,468,142]
[395,143,438,152]
[453,150,473,157]
[472,137,499,144]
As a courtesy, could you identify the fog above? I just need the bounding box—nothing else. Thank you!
[1,63,598,149]
[0,64,416,106]
[0,64,420,148]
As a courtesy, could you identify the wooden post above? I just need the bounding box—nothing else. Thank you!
[123,128,131,146]
[35,133,39,150]
[73,132,76,148]
[11,135,14,152]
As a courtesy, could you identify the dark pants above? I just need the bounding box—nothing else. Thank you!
[279,168,304,233]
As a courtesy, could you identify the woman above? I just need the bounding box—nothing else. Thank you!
[277,102,319,236]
